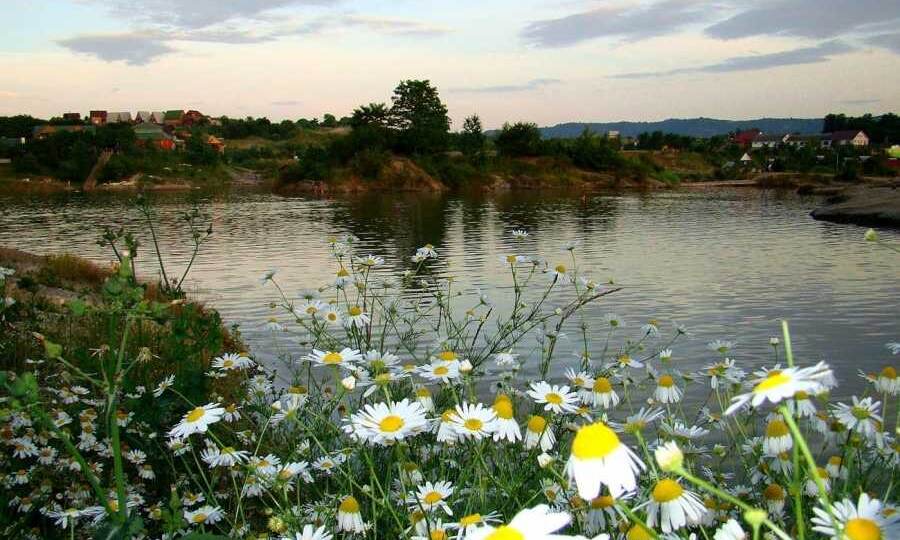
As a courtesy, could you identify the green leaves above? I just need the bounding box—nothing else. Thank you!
[92,515,144,540]
[68,297,88,316]
[42,337,63,360]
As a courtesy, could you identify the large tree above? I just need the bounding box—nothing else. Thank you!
[459,114,486,157]
[388,79,450,155]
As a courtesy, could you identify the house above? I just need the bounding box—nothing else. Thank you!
[206,135,226,153]
[821,130,869,148]
[183,110,206,126]
[32,125,95,140]
[62,112,82,122]
[606,130,620,140]
[785,133,823,148]
[164,110,185,127]
[751,133,789,149]
[107,112,133,124]
[89,110,107,125]
[134,123,175,150]
[739,152,752,164]
[732,129,761,147]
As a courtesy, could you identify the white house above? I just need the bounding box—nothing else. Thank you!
[821,130,869,148]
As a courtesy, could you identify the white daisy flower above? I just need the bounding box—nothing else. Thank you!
[419,360,461,384]
[586,377,620,409]
[416,244,438,259]
[833,396,882,438]
[714,519,747,540]
[359,254,384,267]
[449,402,497,441]
[510,229,529,239]
[153,374,175,397]
[464,504,570,540]
[641,478,707,533]
[527,381,579,414]
[169,403,225,439]
[201,446,249,468]
[294,299,325,319]
[491,394,522,443]
[306,348,362,368]
[549,263,571,282]
[184,505,223,526]
[707,339,734,354]
[725,362,833,415]
[334,265,353,287]
[494,351,519,367]
[321,306,342,325]
[566,421,645,499]
[350,399,429,445]
[336,496,366,533]
[281,524,333,540]
[762,483,786,514]
[653,375,683,404]
[812,493,900,540]
[524,415,555,451]
[344,305,370,329]
[408,480,454,516]
[875,366,898,395]
[762,417,792,456]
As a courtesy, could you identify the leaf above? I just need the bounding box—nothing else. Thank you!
[68,298,87,316]
[43,339,63,359]
[92,515,144,540]
[179,534,233,540]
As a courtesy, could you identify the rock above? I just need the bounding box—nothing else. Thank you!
[811,187,900,227]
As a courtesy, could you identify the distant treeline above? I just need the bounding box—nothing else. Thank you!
[823,113,900,145]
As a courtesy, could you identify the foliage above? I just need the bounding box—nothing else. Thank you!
[823,113,900,144]
[495,122,543,157]
[388,79,451,155]
[458,114,486,158]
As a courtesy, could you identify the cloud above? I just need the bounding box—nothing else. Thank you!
[271,100,302,106]
[521,0,718,48]
[98,0,339,30]
[337,15,450,37]
[865,32,900,54]
[706,0,900,40]
[57,32,176,65]
[838,98,881,106]
[611,40,854,78]
[449,79,562,93]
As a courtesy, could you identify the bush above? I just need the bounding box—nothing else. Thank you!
[495,122,542,157]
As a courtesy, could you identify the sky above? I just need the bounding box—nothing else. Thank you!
[1,0,899,129]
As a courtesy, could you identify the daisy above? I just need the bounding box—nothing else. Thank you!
[464,505,571,540]
[212,352,253,371]
[419,360,461,384]
[436,409,462,444]
[812,493,900,540]
[334,265,353,287]
[408,480,454,515]
[875,366,898,395]
[494,351,519,367]
[416,244,438,258]
[805,467,831,496]
[707,340,734,355]
[788,390,817,418]
[762,417,792,456]
[725,362,833,415]
[345,306,370,329]
[321,306,342,325]
[201,446,249,467]
[281,524,333,540]
[610,353,643,370]
[336,496,366,533]
[350,399,429,446]
[169,403,225,439]
[653,375,683,404]
[184,505,223,526]
[449,402,497,441]
[365,349,401,373]
[359,254,384,267]
[586,494,622,533]
[582,377,617,409]
[833,396,882,438]
[701,358,745,389]
[566,421,645,499]
[294,299,325,319]
[527,381,579,414]
[603,313,624,328]
[307,348,362,368]
[511,229,529,239]
[491,394,522,443]
[452,512,502,539]
[524,415,555,451]
[642,478,707,533]
[826,455,848,480]
[223,402,241,422]
[714,519,747,540]
[549,263,571,282]
[153,374,175,397]
[763,484,786,514]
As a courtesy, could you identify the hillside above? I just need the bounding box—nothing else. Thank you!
[515,117,824,139]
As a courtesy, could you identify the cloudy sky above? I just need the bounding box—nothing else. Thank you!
[1,0,899,128]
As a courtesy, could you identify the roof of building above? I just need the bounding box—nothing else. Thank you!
[134,123,172,140]
[108,112,133,122]
[753,133,787,143]
[825,130,867,141]
[89,110,107,117]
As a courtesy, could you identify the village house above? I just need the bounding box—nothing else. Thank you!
[821,130,869,148]
[164,110,185,127]
[89,110,107,125]
[206,135,226,153]
[751,133,789,149]
[183,110,206,126]
[785,133,823,148]
[107,112,133,124]
[732,129,761,147]
[32,125,95,140]
[62,112,82,122]
[134,123,175,150]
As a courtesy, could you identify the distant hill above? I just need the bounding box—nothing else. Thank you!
[495,117,825,139]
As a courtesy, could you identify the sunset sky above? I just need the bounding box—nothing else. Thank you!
[2,0,899,128]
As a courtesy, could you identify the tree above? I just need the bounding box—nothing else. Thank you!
[351,103,391,129]
[322,114,338,128]
[494,122,542,157]
[389,79,450,155]
[459,114,486,157]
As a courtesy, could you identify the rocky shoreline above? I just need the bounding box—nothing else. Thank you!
[811,186,900,227]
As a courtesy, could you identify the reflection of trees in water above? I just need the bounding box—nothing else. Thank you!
[489,192,621,239]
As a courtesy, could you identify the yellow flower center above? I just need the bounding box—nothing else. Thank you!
[416,388,432,398]
[192,513,207,523]
[506,255,517,264]
[828,456,842,466]
[348,306,363,316]
[379,415,405,433]
[763,484,785,500]
[844,518,881,540]
[754,371,790,392]
[464,418,484,431]
[339,496,360,513]
[336,267,349,277]
[323,352,343,364]
[485,526,525,540]
[880,366,897,379]
[593,377,612,393]
[306,305,318,314]
[545,392,563,405]
[376,373,392,385]
[766,420,789,438]
[441,409,456,422]
[527,415,547,433]
[434,366,449,376]
[423,491,443,504]
[626,524,654,540]
[555,264,567,274]
[459,513,482,526]
[852,406,871,420]
[591,495,614,508]
[223,359,234,368]
[493,399,514,419]
[571,422,620,460]
[651,479,684,503]
[437,351,458,361]
[658,375,675,388]
[430,530,448,540]
[185,407,206,423]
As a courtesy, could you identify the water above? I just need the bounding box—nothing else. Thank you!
[1,188,897,399]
